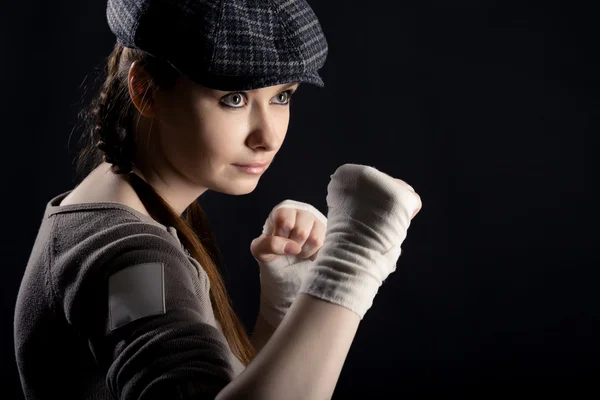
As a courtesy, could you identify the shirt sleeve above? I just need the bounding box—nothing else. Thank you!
[50,218,239,400]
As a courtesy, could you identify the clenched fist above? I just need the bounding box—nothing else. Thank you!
[250,201,327,263]
[250,200,327,328]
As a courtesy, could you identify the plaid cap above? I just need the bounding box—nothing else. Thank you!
[106,0,328,91]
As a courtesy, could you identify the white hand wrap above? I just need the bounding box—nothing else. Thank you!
[258,200,328,328]
[298,164,421,320]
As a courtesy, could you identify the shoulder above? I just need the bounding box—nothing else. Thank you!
[50,207,200,304]
[59,162,153,218]
[49,208,212,330]
[51,206,182,264]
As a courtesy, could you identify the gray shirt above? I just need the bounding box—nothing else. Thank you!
[14,190,246,399]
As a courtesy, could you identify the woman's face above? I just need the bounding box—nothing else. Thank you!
[146,74,299,195]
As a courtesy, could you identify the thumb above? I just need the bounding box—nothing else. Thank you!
[251,234,302,263]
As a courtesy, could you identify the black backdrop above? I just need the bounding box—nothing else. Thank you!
[3,0,599,397]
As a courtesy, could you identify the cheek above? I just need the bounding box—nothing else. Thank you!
[164,108,248,167]
[153,99,205,163]
[198,113,248,157]
[279,112,291,136]
[155,94,199,138]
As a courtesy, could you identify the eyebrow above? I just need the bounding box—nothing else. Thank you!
[279,83,300,91]
[237,82,300,95]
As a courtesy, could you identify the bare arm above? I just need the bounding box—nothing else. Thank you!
[216,293,360,400]
[250,312,277,353]
[218,164,420,399]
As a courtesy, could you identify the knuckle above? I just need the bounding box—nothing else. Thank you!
[305,234,322,247]
[273,212,294,230]
[273,206,292,219]
[279,221,295,234]
[292,228,309,240]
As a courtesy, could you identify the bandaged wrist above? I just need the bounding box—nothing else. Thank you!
[298,164,419,319]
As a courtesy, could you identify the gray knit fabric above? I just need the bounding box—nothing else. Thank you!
[106,0,328,91]
[14,191,245,399]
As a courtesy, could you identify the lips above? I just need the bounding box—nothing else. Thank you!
[234,161,269,168]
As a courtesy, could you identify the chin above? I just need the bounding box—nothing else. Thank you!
[211,180,260,196]
[229,187,258,196]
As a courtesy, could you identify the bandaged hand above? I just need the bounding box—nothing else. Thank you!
[298,163,422,320]
[250,200,328,328]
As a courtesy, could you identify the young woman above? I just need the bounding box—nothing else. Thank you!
[14,1,422,399]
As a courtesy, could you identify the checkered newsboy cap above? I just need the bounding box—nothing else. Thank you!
[106,0,328,91]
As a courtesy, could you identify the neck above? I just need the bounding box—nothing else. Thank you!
[128,158,207,216]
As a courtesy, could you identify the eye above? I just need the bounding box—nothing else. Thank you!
[220,89,296,109]
[273,90,295,105]
[221,93,246,108]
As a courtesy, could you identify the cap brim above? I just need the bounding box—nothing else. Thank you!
[170,61,325,91]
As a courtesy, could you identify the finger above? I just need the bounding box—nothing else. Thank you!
[297,217,326,259]
[250,234,301,263]
[272,207,297,238]
[289,210,316,248]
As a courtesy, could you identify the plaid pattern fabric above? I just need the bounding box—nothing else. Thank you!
[106,0,328,90]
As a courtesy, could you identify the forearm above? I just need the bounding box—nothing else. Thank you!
[215,293,360,400]
[250,312,277,353]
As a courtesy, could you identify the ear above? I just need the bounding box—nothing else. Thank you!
[128,61,156,118]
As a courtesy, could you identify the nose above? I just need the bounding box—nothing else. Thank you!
[246,104,286,152]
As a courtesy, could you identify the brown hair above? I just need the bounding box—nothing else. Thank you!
[74,43,256,365]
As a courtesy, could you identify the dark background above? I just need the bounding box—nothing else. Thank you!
[3,0,599,397]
